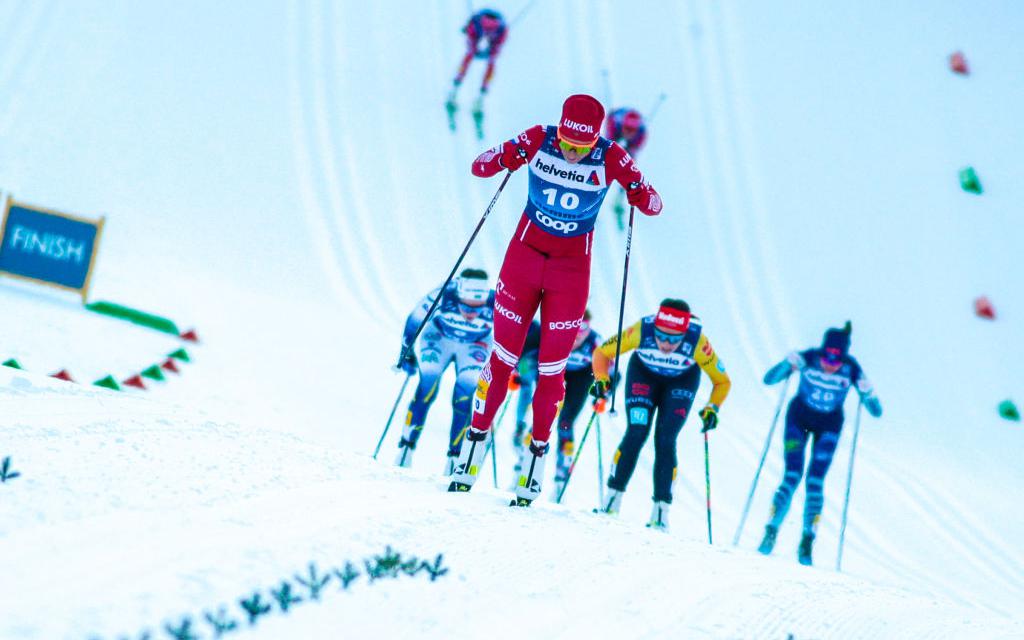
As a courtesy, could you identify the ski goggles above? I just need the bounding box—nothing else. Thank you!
[822,347,842,365]
[654,328,685,344]
[458,301,484,314]
[557,139,594,156]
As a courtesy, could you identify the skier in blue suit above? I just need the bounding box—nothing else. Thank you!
[757,322,882,565]
[395,269,495,473]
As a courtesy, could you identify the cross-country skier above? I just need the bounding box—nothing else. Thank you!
[511,311,603,497]
[591,299,731,530]
[446,9,508,136]
[449,93,663,506]
[395,269,495,473]
[604,108,649,230]
[757,322,882,565]
[550,309,603,497]
[605,108,647,156]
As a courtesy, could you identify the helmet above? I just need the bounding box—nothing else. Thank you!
[622,109,643,132]
[821,321,852,362]
[654,298,691,333]
[457,268,490,305]
[478,9,504,33]
[559,94,605,145]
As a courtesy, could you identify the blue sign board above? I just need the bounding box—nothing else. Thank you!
[0,196,105,301]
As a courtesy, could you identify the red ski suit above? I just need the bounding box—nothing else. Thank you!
[471,125,662,445]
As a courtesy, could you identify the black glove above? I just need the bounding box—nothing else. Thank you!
[699,404,719,433]
[590,378,610,400]
[399,347,417,375]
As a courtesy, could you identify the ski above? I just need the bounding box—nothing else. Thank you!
[798,534,814,566]
[758,525,778,555]
[471,96,484,139]
[445,95,458,132]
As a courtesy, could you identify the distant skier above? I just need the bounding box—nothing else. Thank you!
[446,9,508,137]
[395,269,495,473]
[511,311,603,497]
[591,299,731,530]
[605,108,647,156]
[757,322,882,565]
[604,107,648,229]
[449,93,663,506]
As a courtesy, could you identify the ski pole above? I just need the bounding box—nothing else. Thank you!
[609,197,637,416]
[646,93,668,124]
[836,400,864,572]
[733,377,792,546]
[509,0,538,27]
[595,410,605,504]
[397,171,512,368]
[485,391,514,487]
[373,371,414,460]
[703,430,713,544]
[556,410,598,504]
[600,68,613,108]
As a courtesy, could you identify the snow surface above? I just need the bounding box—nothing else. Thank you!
[1,1,1022,638]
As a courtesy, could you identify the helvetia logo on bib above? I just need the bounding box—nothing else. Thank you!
[587,170,601,186]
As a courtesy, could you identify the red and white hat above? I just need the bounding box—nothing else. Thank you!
[654,305,691,333]
[558,94,605,145]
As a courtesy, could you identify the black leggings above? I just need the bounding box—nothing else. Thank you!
[608,355,700,503]
[556,367,594,444]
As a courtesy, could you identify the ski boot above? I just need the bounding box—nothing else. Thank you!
[394,438,415,468]
[512,420,529,450]
[445,84,459,132]
[511,440,549,507]
[511,425,530,479]
[551,440,574,501]
[442,451,458,476]
[798,533,815,566]
[448,428,489,492]
[646,501,670,531]
[757,525,778,555]
[593,488,624,515]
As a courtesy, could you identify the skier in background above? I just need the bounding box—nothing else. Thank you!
[448,93,663,506]
[757,322,882,565]
[395,269,495,474]
[510,319,542,453]
[605,108,647,156]
[604,107,648,229]
[446,9,508,137]
[511,311,603,497]
[550,309,603,497]
[591,299,731,530]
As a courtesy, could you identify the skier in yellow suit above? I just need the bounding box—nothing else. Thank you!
[590,298,730,529]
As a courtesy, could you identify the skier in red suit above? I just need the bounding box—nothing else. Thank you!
[449,94,663,505]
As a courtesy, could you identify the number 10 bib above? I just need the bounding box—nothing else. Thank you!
[524,126,612,237]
